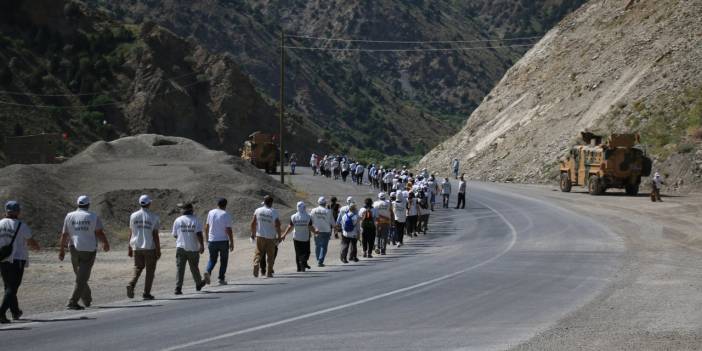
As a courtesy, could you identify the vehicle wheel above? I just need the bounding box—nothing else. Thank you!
[560,173,572,192]
[625,184,639,196]
[588,176,604,195]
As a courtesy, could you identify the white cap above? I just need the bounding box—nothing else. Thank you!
[346,196,355,205]
[77,195,90,206]
[378,192,387,200]
[318,196,327,205]
[139,194,152,206]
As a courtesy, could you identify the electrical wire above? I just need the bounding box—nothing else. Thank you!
[282,43,536,52]
[0,70,202,97]
[0,78,211,109]
[285,34,542,44]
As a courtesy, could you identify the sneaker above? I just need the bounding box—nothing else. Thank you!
[352,257,359,262]
[381,252,386,255]
[0,315,10,324]
[174,289,183,295]
[218,280,228,286]
[142,294,155,300]
[126,285,134,299]
[203,272,211,285]
[341,258,348,264]
[83,300,91,308]
[305,264,312,269]
[362,253,367,258]
[297,268,303,272]
[266,273,274,278]
[66,304,85,311]
[318,263,325,267]
[367,254,373,258]
[253,267,259,278]
[196,282,205,292]
[11,310,22,320]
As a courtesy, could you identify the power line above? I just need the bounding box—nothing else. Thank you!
[0,79,210,109]
[286,34,542,44]
[282,43,536,52]
[0,71,201,97]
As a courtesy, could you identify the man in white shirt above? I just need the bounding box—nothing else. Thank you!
[126,195,160,300]
[426,175,439,211]
[281,202,314,272]
[456,175,467,209]
[204,198,234,286]
[172,203,206,295]
[0,201,39,324]
[441,177,452,208]
[310,197,334,267]
[250,196,282,278]
[392,193,407,246]
[59,195,110,310]
[372,193,394,255]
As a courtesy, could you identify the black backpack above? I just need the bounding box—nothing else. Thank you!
[0,222,21,261]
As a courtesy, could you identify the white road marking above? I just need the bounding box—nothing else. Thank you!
[160,199,518,351]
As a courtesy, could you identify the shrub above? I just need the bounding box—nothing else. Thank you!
[677,143,695,154]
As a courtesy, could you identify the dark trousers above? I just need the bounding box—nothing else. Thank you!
[375,223,390,254]
[406,215,418,236]
[395,221,406,244]
[175,248,202,290]
[456,193,466,209]
[206,241,229,280]
[340,236,358,261]
[362,226,376,255]
[293,240,311,271]
[69,247,96,306]
[128,249,158,295]
[442,194,450,208]
[0,260,25,316]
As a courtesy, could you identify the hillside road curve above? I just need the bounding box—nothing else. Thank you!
[1,170,624,350]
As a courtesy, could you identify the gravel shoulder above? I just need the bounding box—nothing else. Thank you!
[505,184,702,350]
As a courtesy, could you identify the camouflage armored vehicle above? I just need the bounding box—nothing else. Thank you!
[559,132,652,195]
[241,132,278,174]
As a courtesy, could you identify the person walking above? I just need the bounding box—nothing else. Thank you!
[456,175,467,209]
[441,177,451,208]
[204,198,234,286]
[281,202,314,272]
[251,196,282,278]
[427,175,438,211]
[329,197,341,239]
[651,172,664,202]
[59,196,111,310]
[406,192,419,238]
[310,197,334,267]
[339,203,360,263]
[126,195,161,300]
[360,198,377,258]
[355,164,365,185]
[310,154,318,176]
[417,188,430,235]
[0,201,39,324]
[451,158,460,179]
[373,193,393,255]
[392,193,407,247]
[172,203,206,295]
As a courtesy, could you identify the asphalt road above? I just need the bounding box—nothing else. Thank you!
[1,169,624,350]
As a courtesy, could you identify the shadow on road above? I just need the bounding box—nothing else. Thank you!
[203,290,254,294]
[97,304,163,309]
[0,327,31,331]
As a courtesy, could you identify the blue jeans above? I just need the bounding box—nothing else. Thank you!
[206,241,229,280]
[314,232,331,264]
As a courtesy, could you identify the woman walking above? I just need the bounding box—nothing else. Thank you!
[406,192,419,238]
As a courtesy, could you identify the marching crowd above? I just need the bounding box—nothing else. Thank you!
[0,158,467,324]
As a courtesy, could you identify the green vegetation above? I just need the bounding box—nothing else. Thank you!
[624,86,702,158]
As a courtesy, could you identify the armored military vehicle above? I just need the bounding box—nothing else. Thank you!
[241,132,278,173]
[559,132,652,195]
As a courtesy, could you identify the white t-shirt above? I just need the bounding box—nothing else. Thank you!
[254,206,279,239]
[62,209,103,252]
[393,200,407,222]
[172,215,203,252]
[206,208,233,242]
[129,208,160,250]
[373,200,392,221]
[290,212,312,241]
[441,181,452,194]
[0,218,32,263]
[310,206,333,233]
[458,180,467,194]
[407,198,419,216]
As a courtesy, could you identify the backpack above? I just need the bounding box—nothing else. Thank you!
[343,213,356,232]
[361,208,375,233]
[0,222,21,261]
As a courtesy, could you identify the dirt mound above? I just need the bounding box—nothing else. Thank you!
[0,134,296,246]
[419,0,702,192]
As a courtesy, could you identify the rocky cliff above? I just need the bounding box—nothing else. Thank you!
[420,0,702,192]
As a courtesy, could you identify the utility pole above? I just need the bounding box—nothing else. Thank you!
[279,30,285,184]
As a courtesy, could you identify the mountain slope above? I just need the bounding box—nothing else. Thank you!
[420,0,702,191]
[0,0,319,161]
[86,0,585,157]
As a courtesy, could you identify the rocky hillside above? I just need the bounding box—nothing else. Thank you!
[420,0,702,192]
[0,0,319,161]
[86,0,585,158]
